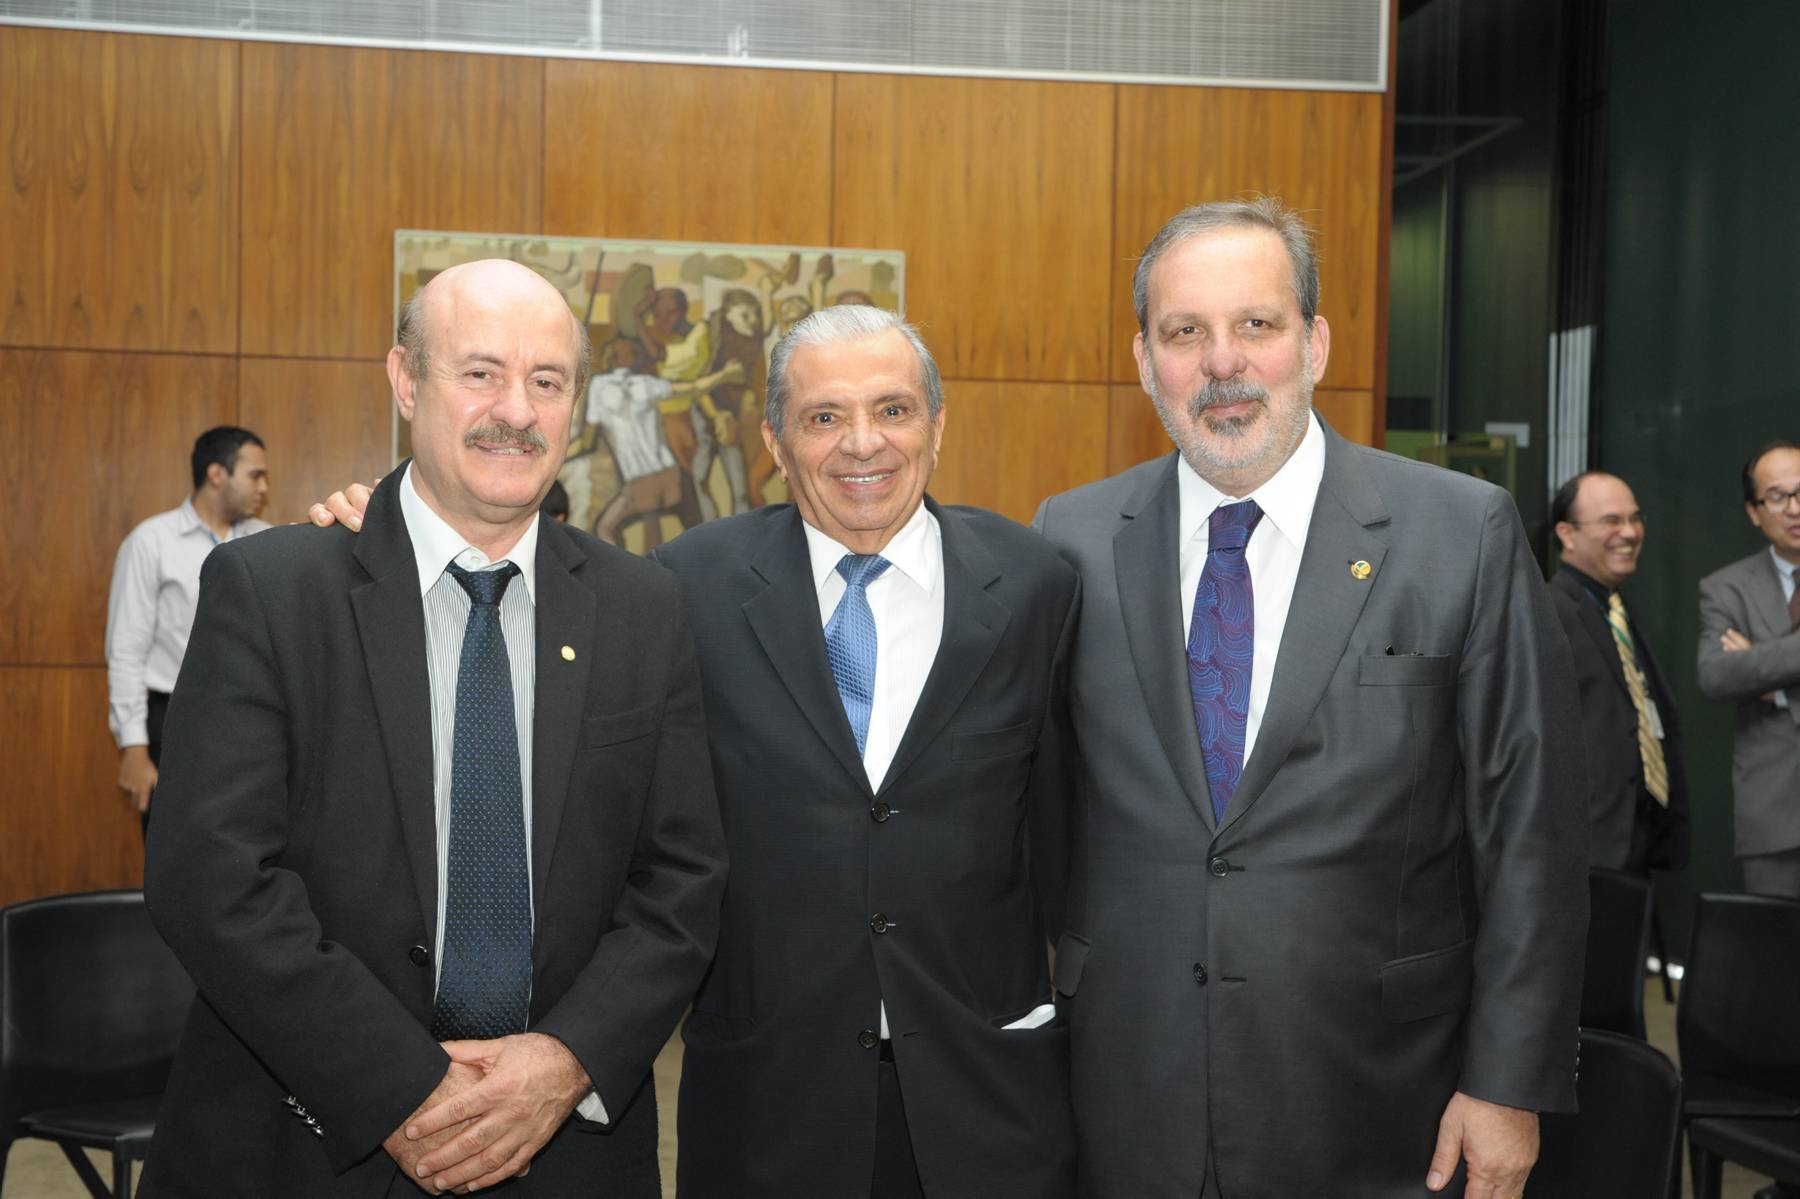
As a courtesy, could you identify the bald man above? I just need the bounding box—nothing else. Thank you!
[141,261,726,1197]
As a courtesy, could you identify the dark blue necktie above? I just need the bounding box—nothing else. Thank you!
[825,554,891,758]
[431,561,532,1041]
[1189,500,1263,824]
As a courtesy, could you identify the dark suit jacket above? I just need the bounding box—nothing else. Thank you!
[1547,565,1690,871]
[140,469,726,1197]
[1033,422,1588,1195]
[655,498,1079,1199]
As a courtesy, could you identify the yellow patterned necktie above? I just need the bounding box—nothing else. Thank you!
[1606,592,1670,807]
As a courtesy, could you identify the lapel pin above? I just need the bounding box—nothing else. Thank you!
[1349,560,1373,581]
[561,645,576,661]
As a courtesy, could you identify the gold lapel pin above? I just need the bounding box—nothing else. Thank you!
[1349,560,1372,581]
[561,645,577,661]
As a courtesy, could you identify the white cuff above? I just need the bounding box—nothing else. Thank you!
[575,1090,608,1125]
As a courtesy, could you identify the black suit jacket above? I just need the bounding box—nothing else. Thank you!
[1547,566,1690,871]
[140,469,726,1197]
[655,499,1079,1199]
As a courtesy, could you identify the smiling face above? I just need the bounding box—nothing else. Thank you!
[388,260,581,551]
[761,328,944,554]
[1747,446,1800,562]
[1555,473,1644,589]
[1134,226,1329,496]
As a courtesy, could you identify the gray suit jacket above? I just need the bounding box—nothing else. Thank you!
[1033,420,1588,1195]
[1697,548,1800,855]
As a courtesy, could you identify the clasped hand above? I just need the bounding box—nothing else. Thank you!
[385,1032,590,1193]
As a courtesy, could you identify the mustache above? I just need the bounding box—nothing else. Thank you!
[1188,376,1269,416]
[464,423,548,452]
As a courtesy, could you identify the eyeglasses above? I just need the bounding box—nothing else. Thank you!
[1567,513,1645,533]
[1756,490,1800,513]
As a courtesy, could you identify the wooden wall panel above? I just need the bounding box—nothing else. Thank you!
[1111,86,1384,390]
[240,44,544,361]
[834,75,1115,384]
[544,62,833,246]
[1313,389,1376,446]
[0,28,238,354]
[930,381,1109,525]
[0,667,143,907]
[0,350,238,665]
[241,358,394,524]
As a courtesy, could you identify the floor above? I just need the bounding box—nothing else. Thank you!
[1,981,1769,1197]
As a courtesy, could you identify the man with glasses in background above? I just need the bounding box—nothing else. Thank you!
[1699,440,1800,900]
[1548,472,1690,877]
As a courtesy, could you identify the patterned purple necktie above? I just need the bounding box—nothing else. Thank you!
[1189,499,1263,823]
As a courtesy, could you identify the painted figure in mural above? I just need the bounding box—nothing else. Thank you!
[638,287,718,527]
[704,287,769,512]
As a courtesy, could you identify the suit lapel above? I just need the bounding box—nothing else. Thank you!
[1750,552,1791,639]
[881,498,1009,791]
[349,471,439,936]
[530,519,598,905]
[1223,425,1390,833]
[1555,569,1628,694]
[741,508,870,790]
[1114,454,1217,831]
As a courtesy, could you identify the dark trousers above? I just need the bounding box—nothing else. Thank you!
[142,689,170,836]
[873,1045,925,1199]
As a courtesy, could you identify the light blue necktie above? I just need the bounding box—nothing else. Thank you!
[432,561,532,1041]
[825,554,891,757]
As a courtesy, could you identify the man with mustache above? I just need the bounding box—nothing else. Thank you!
[1547,472,1689,876]
[1699,440,1800,901]
[1033,198,1587,1197]
[141,259,725,1196]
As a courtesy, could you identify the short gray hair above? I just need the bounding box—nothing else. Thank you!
[1132,197,1321,333]
[764,305,943,438]
[395,278,593,397]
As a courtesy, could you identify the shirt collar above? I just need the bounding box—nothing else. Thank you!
[1177,409,1327,551]
[1772,546,1799,583]
[399,462,540,602]
[801,500,941,598]
[1561,563,1615,606]
[176,495,259,542]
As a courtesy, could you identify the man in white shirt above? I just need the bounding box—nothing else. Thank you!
[104,425,270,823]
[1033,198,1587,1198]
[653,306,1081,1198]
[1698,439,1800,899]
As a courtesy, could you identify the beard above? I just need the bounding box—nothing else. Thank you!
[1146,340,1315,488]
[465,422,549,454]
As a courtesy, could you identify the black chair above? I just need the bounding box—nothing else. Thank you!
[0,890,193,1198]
[1690,1117,1800,1199]
[1533,1028,1682,1198]
[1582,868,1653,1039]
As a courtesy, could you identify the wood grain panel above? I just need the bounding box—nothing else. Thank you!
[240,44,543,361]
[0,350,237,665]
[1108,385,1377,477]
[0,28,238,353]
[834,75,1114,384]
[0,667,144,906]
[544,61,832,245]
[240,358,395,525]
[929,381,1109,525]
[1112,86,1384,390]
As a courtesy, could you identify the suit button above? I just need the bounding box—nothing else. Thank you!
[409,944,430,967]
[1208,857,1230,878]
[870,913,892,934]
[871,801,892,823]
[1193,963,1208,986]
[858,1028,879,1050]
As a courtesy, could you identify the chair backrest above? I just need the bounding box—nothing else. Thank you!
[1532,1028,1683,1198]
[0,889,195,1130]
[1678,891,1800,1099]
[1581,868,1652,1039]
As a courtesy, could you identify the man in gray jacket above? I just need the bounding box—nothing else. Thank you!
[1698,439,1800,897]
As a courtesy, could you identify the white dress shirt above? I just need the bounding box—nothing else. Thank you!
[399,467,607,1124]
[105,498,270,747]
[1176,412,1327,766]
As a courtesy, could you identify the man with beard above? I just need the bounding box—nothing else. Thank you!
[1033,198,1587,1197]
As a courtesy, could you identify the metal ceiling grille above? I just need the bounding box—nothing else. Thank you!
[1,0,1387,91]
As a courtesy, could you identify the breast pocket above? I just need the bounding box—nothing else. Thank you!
[582,701,661,749]
[1358,653,1456,687]
[952,720,1036,761]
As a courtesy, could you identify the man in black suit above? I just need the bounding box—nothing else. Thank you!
[656,306,1079,1197]
[1547,470,1689,874]
[143,260,725,1196]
